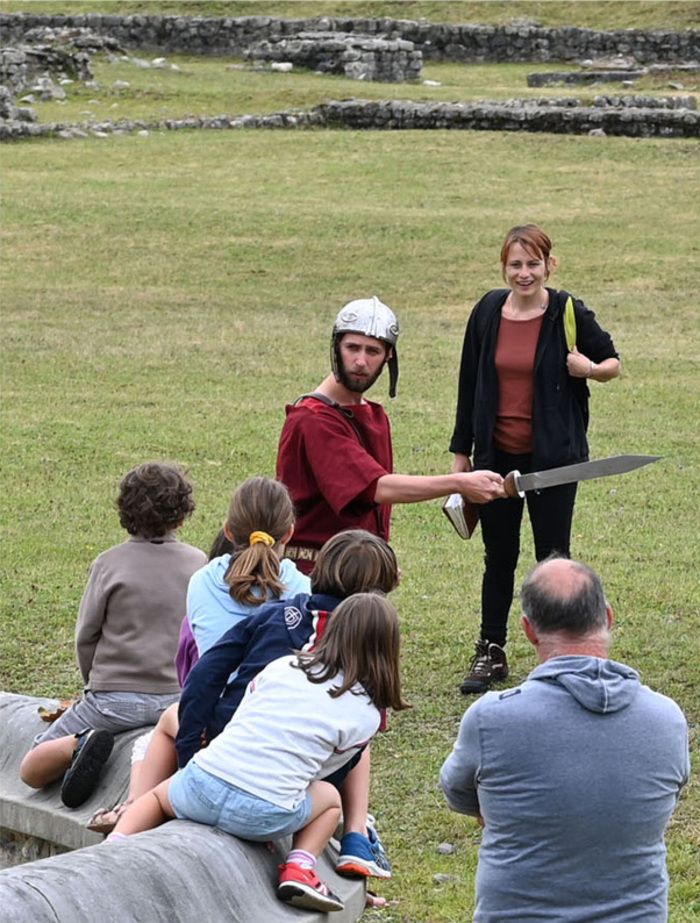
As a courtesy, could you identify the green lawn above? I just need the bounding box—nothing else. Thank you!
[2,32,699,923]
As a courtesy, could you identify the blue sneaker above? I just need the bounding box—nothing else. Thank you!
[336,827,392,880]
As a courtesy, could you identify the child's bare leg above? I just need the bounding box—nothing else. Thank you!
[290,781,341,857]
[112,779,175,836]
[338,747,370,835]
[125,756,142,803]
[20,735,77,788]
[278,782,344,912]
[131,703,179,798]
[335,746,391,880]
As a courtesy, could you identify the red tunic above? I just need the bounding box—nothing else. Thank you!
[276,397,393,573]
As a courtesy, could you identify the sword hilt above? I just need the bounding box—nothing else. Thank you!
[504,470,524,499]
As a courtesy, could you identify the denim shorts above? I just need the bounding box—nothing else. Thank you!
[168,761,312,842]
[32,690,179,747]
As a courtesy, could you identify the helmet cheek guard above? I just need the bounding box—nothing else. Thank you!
[331,296,400,398]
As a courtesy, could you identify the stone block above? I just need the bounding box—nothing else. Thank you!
[0,693,366,922]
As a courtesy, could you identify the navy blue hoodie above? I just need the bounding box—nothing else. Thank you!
[176,592,340,767]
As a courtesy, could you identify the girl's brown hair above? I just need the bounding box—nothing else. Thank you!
[295,592,409,712]
[224,477,295,606]
[500,224,556,279]
[310,530,399,597]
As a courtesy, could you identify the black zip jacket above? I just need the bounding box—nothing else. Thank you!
[449,288,619,471]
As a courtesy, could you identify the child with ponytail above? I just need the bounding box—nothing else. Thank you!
[187,475,309,655]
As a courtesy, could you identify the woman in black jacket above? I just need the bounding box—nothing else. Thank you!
[450,224,620,694]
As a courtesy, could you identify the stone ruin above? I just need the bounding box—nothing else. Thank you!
[22,25,125,55]
[0,83,36,125]
[0,693,366,922]
[0,42,92,93]
[0,16,697,142]
[245,32,422,82]
[527,67,648,87]
[0,29,98,118]
[527,57,700,89]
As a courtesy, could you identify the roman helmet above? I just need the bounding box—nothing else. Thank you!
[331,296,400,398]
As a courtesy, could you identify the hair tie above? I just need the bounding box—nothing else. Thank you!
[249,531,275,547]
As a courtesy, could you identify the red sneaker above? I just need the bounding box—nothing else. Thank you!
[277,862,344,912]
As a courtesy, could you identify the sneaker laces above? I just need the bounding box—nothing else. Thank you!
[467,640,491,677]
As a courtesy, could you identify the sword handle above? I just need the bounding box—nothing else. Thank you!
[504,471,524,499]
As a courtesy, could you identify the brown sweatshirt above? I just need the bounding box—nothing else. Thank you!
[75,533,207,693]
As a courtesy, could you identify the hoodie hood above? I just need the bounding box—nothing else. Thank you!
[205,553,233,591]
[199,555,310,598]
[528,655,640,714]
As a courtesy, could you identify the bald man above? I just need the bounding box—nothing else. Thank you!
[440,556,689,923]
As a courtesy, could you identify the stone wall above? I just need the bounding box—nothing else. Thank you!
[0,83,36,122]
[0,822,366,923]
[314,98,699,136]
[0,48,27,95]
[0,694,366,922]
[0,43,92,95]
[246,33,422,82]
[2,97,697,141]
[1,13,698,65]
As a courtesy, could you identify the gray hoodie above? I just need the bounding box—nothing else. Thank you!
[440,656,689,922]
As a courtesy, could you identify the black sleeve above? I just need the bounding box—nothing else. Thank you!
[449,291,506,456]
[573,297,619,363]
[449,303,482,455]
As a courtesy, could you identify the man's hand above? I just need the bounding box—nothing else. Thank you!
[455,470,505,503]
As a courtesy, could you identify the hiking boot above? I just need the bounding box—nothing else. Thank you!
[277,862,344,912]
[459,639,508,695]
[336,826,392,880]
[61,729,114,808]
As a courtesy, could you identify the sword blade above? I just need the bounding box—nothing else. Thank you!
[516,455,662,493]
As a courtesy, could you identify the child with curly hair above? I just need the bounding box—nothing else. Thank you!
[87,475,309,831]
[19,461,207,809]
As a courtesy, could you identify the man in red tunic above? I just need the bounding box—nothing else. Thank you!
[277,297,504,573]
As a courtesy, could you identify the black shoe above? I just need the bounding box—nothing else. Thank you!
[459,640,508,695]
[61,729,114,808]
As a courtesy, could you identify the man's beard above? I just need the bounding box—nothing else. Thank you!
[336,356,385,394]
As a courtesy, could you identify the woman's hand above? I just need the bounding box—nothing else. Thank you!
[451,453,473,474]
[567,346,595,378]
[567,349,621,382]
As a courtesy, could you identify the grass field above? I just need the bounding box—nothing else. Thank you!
[1,15,699,921]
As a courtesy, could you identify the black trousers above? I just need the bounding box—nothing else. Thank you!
[478,448,578,647]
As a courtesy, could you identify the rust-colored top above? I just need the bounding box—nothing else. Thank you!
[493,314,544,454]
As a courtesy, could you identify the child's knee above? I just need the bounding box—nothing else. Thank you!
[157,702,180,737]
[19,749,45,788]
[311,780,342,812]
[153,779,176,817]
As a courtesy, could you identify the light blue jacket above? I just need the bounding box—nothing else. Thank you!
[186,555,310,657]
[440,656,690,922]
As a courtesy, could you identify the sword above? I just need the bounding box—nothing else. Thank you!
[503,455,661,499]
